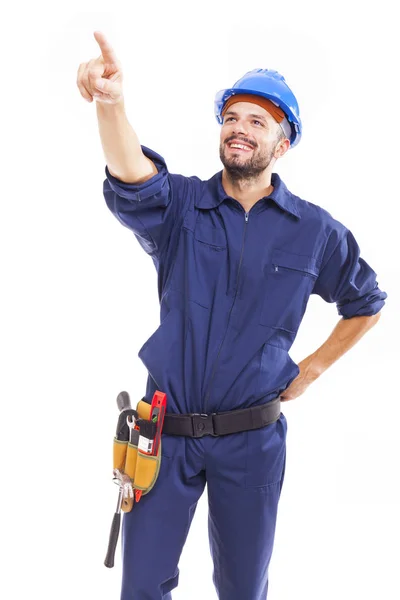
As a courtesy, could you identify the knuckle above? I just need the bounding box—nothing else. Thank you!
[77,65,84,81]
[78,81,91,98]
[79,88,89,99]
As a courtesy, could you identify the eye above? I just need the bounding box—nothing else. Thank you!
[225,117,236,122]
[253,120,263,126]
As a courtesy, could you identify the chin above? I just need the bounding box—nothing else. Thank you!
[224,152,250,165]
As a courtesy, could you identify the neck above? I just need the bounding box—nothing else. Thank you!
[222,168,274,213]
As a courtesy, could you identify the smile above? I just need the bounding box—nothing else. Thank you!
[227,142,254,152]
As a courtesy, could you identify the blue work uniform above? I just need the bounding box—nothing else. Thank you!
[103,147,387,599]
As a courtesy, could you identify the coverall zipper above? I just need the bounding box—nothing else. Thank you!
[202,210,249,414]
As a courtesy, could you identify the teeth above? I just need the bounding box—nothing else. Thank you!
[230,143,251,150]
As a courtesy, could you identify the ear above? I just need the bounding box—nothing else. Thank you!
[274,138,290,159]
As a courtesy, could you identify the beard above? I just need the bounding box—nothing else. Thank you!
[219,141,275,183]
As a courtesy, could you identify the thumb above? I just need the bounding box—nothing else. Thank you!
[94,77,121,97]
[95,78,107,90]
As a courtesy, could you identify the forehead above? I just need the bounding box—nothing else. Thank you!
[224,101,274,123]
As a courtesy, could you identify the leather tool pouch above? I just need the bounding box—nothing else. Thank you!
[112,399,162,512]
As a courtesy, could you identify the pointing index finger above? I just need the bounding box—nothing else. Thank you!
[93,31,118,65]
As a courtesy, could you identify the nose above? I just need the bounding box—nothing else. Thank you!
[225,121,255,148]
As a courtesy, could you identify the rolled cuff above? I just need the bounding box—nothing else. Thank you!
[337,283,387,319]
[104,146,168,202]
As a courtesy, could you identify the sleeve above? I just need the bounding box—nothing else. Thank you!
[102,146,191,261]
[312,225,387,318]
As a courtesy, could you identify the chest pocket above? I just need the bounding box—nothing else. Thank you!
[260,248,319,333]
[168,217,227,309]
[193,222,227,249]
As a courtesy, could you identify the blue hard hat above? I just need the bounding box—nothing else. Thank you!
[214,68,302,148]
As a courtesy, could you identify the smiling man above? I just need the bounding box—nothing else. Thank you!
[219,97,290,207]
[80,33,387,599]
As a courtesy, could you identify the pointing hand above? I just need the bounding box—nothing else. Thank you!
[76,31,124,105]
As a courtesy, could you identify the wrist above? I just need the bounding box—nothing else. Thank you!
[303,352,327,381]
[96,96,126,115]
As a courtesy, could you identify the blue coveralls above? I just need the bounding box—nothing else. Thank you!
[103,147,387,599]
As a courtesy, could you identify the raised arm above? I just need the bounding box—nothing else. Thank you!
[77,30,157,184]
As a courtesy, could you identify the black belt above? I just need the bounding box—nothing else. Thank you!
[162,396,281,438]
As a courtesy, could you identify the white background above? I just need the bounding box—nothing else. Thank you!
[1,1,399,599]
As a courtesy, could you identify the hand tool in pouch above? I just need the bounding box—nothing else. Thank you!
[149,390,167,456]
[104,391,137,569]
[134,391,167,503]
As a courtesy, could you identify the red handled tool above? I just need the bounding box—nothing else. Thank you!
[149,390,167,456]
[135,391,167,503]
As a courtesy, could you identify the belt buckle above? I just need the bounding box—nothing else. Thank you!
[191,413,216,437]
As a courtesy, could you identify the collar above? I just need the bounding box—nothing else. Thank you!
[195,171,302,219]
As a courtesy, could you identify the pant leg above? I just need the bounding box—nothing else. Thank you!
[206,413,288,600]
[121,435,206,600]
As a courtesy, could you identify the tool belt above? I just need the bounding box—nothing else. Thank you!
[113,399,163,512]
[162,396,281,437]
[113,396,281,512]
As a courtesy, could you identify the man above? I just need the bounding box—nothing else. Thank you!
[77,31,387,600]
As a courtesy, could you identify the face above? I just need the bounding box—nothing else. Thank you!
[219,101,287,181]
